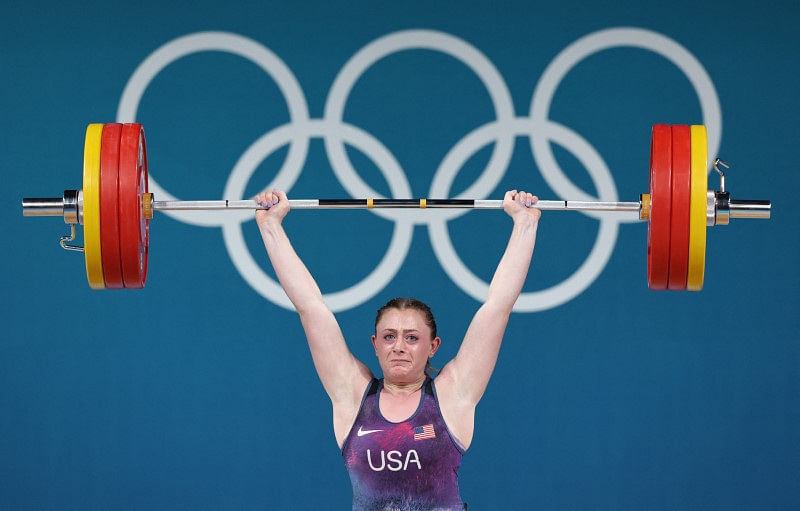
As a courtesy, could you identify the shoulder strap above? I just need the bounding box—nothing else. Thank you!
[367,378,381,397]
[423,377,434,397]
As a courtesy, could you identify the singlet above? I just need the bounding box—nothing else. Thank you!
[341,378,466,511]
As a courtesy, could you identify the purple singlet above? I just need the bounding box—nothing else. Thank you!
[341,378,466,511]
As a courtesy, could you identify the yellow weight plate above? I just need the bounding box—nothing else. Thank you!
[83,123,105,289]
[687,125,708,291]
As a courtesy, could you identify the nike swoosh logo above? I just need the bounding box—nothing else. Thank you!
[357,426,383,437]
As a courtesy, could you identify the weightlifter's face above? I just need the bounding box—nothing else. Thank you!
[372,308,440,384]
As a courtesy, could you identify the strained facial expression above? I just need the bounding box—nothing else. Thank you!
[372,308,440,382]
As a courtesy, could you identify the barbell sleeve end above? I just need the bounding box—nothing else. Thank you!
[22,197,64,217]
[729,199,771,219]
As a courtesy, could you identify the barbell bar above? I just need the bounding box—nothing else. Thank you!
[21,123,771,291]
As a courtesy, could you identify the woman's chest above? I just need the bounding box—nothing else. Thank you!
[378,390,421,422]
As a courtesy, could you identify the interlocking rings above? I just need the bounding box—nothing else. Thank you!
[117,28,720,312]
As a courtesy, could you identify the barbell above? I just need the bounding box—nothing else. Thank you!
[21,123,771,291]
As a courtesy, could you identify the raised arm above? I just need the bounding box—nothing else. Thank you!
[438,190,540,407]
[255,190,372,410]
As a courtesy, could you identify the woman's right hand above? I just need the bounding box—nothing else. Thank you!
[503,189,541,225]
[254,189,290,230]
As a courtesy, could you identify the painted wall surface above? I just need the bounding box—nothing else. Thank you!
[2,1,797,509]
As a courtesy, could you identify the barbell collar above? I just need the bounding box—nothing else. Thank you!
[715,191,731,225]
[64,190,80,224]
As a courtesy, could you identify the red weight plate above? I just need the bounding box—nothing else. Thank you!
[119,123,149,288]
[668,125,691,290]
[140,127,149,286]
[647,124,672,290]
[100,124,124,288]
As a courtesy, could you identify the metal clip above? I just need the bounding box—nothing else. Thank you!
[59,224,84,252]
[713,158,729,193]
[712,159,731,226]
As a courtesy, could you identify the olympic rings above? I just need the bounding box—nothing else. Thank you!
[117,28,721,312]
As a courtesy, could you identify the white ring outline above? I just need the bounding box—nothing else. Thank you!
[529,27,721,224]
[117,31,311,226]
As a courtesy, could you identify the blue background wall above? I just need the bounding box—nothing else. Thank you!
[2,1,797,509]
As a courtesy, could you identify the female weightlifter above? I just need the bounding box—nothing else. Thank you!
[254,189,540,511]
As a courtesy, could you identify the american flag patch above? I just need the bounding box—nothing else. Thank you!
[413,424,435,440]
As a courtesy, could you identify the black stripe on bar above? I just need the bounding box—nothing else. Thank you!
[318,199,368,207]
[372,199,419,207]
[425,199,475,207]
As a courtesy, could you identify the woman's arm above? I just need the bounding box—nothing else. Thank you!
[255,190,372,409]
[438,190,540,406]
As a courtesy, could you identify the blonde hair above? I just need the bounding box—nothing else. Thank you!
[375,297,439,378]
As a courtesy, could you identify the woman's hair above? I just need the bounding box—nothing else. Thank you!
[375,297,439,378]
